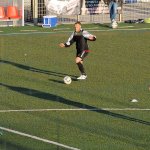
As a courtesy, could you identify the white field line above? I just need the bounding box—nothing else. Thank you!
[53,27,99,31]
[0,126,80,150]
[20,30,38,32]
[117,26,134,28]
[0,108,150,113]
[84,27,99,29]
[0,27,150,36]
[53,28,70,30]
[89,28,150,31]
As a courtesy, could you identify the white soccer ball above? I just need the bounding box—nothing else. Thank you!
[111,22,118,29]
[63,76,72,85]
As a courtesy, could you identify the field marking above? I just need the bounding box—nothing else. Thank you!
[20,30,38,32]
[0,108,150,113]
[53,27,99,31]
[0,126,80,150]
[53,28,70,31]
[89,28,150,32]
[118,26,134,28]
[0,27,150,36]
[84,27,99,29]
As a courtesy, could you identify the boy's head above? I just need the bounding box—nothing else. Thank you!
[75,21,81,26]
[74,21,81,32]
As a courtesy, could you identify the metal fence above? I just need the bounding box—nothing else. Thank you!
[24,0,150,25]
[24,0,45,24]
[123,1,150,21]
[24,0,32,22]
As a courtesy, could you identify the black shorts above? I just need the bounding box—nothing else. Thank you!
[77,50,89,60]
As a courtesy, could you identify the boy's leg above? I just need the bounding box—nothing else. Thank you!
[77,62,86,75]
[76,57,86,75]
[75,51,88,79]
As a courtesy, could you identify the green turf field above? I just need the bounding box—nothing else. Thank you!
[0,23,150,150]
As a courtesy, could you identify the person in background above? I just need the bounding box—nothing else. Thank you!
[109,0,118,27]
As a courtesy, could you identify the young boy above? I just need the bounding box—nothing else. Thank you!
[59,21,96,80]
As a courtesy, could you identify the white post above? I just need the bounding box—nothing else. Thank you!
[81,0,87,15]
[22,0,24,26]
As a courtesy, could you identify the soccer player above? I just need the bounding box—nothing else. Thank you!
[59,21,96,80]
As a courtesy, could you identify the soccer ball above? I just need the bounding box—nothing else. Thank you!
[111,21,118,29]
[63,76,72,85]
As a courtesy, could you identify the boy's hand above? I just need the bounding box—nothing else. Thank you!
[59,43,65,47]
[89,35,96,41]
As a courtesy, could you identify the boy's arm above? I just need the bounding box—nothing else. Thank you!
[59,32,75,48]
[83,30,96,41]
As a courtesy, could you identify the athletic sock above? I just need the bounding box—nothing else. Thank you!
[77,62,86,75]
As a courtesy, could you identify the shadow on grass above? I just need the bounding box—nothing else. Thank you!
[0,59,77,79]
[49,78,78,84]
[0,83,150,126]
[0,139,32,150]
[48,79,64,84]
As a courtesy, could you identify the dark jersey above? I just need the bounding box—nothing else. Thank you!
[64,29,96,55]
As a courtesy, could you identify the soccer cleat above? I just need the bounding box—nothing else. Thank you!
[77,75,87,80]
